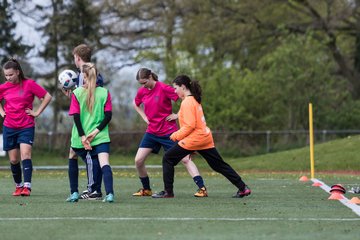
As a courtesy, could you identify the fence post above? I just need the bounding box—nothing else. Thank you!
[48,131,53,151]
[266,130,271,153]
[322,130,327,142]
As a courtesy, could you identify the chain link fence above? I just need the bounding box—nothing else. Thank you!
[34,130,360,157]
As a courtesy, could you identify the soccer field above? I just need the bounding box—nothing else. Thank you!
[0,170,359,240]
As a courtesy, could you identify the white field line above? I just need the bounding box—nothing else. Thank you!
[0,165,162,170]
[0,217,359,222]
[311,178,360,217]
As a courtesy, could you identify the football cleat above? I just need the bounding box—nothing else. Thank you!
[152,190,174,198]
[21,187,31,197]
[233,185,251,198]
[132,188,152,197]
[80,190,102,200]
[103,193,114,203]
[194,187,208,197]
[66,192,79,202]
[12,186,23,196]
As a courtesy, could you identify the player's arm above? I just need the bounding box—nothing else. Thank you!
[0,103,5,118]
[25,92,52,117]
[133,99,149,124]
[73,113,91,150]
[170,102,196,141]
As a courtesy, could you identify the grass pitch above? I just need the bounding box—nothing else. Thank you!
[0,170,359,240]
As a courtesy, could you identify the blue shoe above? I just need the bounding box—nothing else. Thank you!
[103,193,114,203]
[66,192,79,202]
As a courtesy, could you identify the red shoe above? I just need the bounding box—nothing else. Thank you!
[12,187,23,196]
[21,187,31,196]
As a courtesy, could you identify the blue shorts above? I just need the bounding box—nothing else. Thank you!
[139,132,176,154]
[2,126,35,151]
[72,142,110,160]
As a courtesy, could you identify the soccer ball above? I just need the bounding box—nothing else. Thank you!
[58,69,78,89]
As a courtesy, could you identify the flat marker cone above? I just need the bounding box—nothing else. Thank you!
[312,182,322,187]
[349,197,360,204]
[328,193,344,200]
[299,176,309,182]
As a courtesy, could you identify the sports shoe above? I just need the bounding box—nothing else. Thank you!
[349,186,360,194]
[66,192,79,202]
[233,185,251,198]
[152,190,174,198]
[132,188,152,196]
[194,187,208,197]
[21,187,31,196]
[103,193,114,203]
[12,186,23,196]
[80,190,103,200]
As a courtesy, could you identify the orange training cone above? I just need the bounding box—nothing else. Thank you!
[328,192,344,200]
[349,197,360,204]
[299,176,309,182]
[312,182,322,187]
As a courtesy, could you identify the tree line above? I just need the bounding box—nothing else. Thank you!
[1,0,360,134]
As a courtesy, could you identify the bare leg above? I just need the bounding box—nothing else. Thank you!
[134,148,153,177]
[180,154,200,177]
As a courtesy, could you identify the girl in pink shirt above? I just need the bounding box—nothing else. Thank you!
[0,59,52,196]
[132,68,207,197]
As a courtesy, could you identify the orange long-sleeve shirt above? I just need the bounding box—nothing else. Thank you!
[170,96,214,150]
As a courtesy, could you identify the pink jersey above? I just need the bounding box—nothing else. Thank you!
[134,81,179,136]
[69,88,112,115]
[0,79,47,129]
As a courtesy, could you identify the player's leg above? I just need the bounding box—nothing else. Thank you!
[133,133,158,196]
[66,148,80,202]
[133,147,153,196]
[197,148,251,198]
[97,146,113,203]
[3,126,23,196]
[17,127,35,196]
[152,144,190,198]
[162,136,207,197]
[19,143,33,196]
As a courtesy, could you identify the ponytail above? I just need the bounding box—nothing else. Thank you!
[82,63,97,113]
[173,75,202,104]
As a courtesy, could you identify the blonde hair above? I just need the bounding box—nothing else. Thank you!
[82,62,97,113]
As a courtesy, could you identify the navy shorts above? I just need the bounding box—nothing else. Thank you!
[139,132,176,154]
[72,142,110,160]
[2,126,35,151]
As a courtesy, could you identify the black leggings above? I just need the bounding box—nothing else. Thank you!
[162,144,246,193]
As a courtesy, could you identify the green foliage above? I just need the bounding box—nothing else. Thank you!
[0,0,31,64]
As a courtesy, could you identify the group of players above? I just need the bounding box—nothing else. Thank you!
[0,44,251,203]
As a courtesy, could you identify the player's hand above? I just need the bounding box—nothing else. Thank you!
[61,88,72,98]
[166,113,178,121]
[170,133,176,142]
[25,108,38,117]
[143,116,150,125]
[86,129,100,143]
[81,136,92,150]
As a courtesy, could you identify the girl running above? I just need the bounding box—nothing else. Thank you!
[152,75,251,198]
[0,58,52,196]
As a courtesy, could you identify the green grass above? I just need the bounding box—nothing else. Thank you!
[0,171,359,240]
[1,136,360,239]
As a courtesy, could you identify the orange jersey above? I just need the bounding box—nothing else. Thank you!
[170,96,214,150]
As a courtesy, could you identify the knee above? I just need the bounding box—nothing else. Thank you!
[135,157,145,168]
[10,159,19,165]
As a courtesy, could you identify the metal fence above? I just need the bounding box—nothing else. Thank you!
[34,130,360,157]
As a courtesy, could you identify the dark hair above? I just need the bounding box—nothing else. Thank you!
[136,68,158,81]
[3,58,26,81]
[72,44,92,62]
[173,75,202,103]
